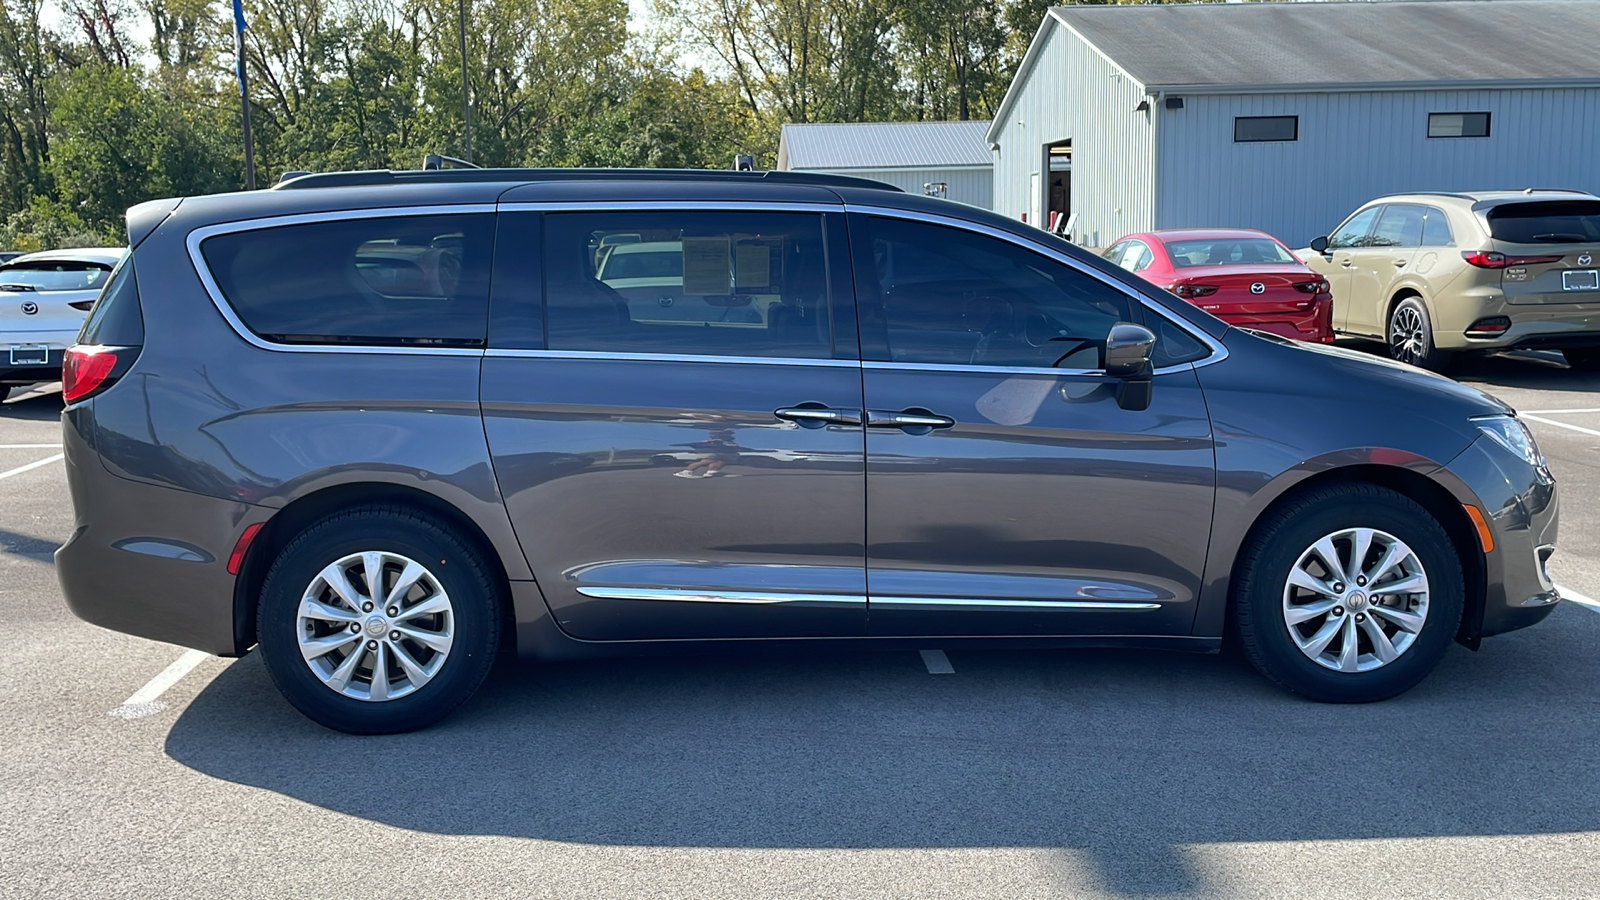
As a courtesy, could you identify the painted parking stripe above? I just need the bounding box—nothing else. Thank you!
[108,650,210,720]
[0,444,63,449]
[1522,414,1600,439]
[920,649,955,674]
[1523,408,1600,415]
[0,453,63,481]
[1557,584,1600,616]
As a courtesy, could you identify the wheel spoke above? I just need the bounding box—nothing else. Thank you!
[325,644,366,693]
[1366,542,1408,585]
[1288,568,1337,598]
[1310,536,1347,583]
[1372,573,1427,596]
[1336,615,1360,672]
[1371,603,1425,633]
[384,561,429,608]
[1360,615,1399,664]
[318,562,364,612]
[368,643,390,702]
[300,630,360,661]
[387,639,433,688]
[361,551,386,602]
[1300,614,1344,657]
[395,624,452,654]
[300,598,360,624]
[1285,597,1339,625]
[1350,529,1374,581]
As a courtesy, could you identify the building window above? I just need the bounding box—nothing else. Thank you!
[1234,116,1298,143]
[1428,112,1490,139]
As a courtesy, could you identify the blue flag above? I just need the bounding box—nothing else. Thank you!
[232,0,248,98]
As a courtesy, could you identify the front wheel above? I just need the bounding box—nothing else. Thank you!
[257,505,503,734]
[1233,484,1463,703]
[1387,297,1452,371]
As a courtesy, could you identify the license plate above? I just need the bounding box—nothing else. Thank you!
[1564,269,1600,291]
[8,344,48,366]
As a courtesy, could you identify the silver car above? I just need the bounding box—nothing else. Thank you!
[0,248,124,396]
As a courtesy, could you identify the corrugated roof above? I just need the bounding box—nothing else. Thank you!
[1052,0,1600,90]
[779,120,993,171]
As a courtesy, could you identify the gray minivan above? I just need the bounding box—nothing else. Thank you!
[58,169,1559,733]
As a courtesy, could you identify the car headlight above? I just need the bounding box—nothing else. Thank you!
[1472,414,1545,468]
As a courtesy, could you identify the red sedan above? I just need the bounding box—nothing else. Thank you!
[1102,229,1334,343]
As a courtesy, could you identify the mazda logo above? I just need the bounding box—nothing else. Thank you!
[1581,254,1594,266]
[20,301,37,315]
[1249,282,1266,294]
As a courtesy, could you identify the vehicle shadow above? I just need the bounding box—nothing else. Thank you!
[1335,339,1600,394]
[165,604,1600,897]
[0,385,63,420]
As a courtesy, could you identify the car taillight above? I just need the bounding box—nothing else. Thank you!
[1461,250,1565,269]
[68,299,95,311]
[1465,316,1512,338]
[1169,283,1219,299]
[1292,279,1330,294]
[61,345,121,403]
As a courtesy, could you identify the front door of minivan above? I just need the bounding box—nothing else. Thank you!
[848,213,1215,636]
[481,209,867,640]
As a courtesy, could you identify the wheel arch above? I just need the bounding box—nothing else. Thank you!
[1386,286,1427,330]
[232,482,517,656]
[1229,464,1486,649]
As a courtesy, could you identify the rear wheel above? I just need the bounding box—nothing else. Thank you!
[1233,484,1463,703]
[1387,297,1452,371]
[257,505,503,734]
[1562,348,1600,371]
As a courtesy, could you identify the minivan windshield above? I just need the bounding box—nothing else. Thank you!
[0,260,112,292]
[1487,200,1600,244]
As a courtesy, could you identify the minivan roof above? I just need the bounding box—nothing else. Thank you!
[273,167,905,194]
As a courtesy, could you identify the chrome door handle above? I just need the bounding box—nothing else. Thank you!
[775,405,862,428]
[865,409,956,432]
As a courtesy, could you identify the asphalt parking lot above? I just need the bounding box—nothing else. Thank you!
[3,350,1600,899]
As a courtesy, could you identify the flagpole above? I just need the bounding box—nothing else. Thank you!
[233,0,257,190]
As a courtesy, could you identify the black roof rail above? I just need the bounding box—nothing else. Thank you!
[272,167,903,193]
[422,153,479,170]
[1382,191,1476,201]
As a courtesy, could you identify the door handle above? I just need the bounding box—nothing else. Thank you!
[865,408,956,433]
[775,405,862,428]
[1340,260,1354,268]
[1393,258,1408,267]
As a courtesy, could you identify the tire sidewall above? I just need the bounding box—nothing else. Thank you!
[1240,491,1463,702]
[1388,297,1448,370]
[258,513,498,733]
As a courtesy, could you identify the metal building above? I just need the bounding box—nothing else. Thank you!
[989,0,1600,248]
[777,120,994,209]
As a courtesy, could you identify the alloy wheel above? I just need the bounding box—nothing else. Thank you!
[1281,527,1430,673]
[1389,305,1427,365]
[296,550,455,701]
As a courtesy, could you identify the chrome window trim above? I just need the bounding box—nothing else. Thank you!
[577,587,864,607]
[499,200,843,213]
[864,360,1103,377]
[486,348,859,367]
[842,203,1228,374]
[185,205,498,356]
[871,597,1162,611]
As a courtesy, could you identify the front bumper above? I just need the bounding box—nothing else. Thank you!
[1441,434,1560,639]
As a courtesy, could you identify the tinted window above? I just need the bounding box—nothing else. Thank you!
[1420,207,1454,247]
[858,217,1132,369]
[1165,238,1295,266]
[1148,310,1210,368]
[1120,240,1154,272]
[1234,116,1298,142]
[1328,207,1382,250]
[1428,112,1490,138]
[201,214,493,346]
[544,211,832,359]
[77,255,143,346]
[1487,201,1600,244]
[0,259,112,292]
[1371,204,1425,248]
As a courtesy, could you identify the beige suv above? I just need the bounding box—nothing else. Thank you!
[1303,191,1600,371]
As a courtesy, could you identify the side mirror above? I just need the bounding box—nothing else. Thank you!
[1309,236,1329,254]
[1104,322,1156,411]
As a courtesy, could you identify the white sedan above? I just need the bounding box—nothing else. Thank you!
[1,248,125,398]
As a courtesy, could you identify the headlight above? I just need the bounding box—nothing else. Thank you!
[1472,414,1545,468]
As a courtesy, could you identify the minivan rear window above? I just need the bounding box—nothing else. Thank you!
[1486,201,1600,244]
[78,255,144,346]
[200,214,494,347]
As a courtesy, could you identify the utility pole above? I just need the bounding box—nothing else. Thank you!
[458,0,472,163]
[232,0,256,189]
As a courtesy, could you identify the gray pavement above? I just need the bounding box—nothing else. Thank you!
[3,355,1600,899]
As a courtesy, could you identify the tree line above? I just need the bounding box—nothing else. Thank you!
[0,0,1219,249]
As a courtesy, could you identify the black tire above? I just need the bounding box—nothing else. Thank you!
[1562,348,1600,372]
[257,505,503,734]
[1387,297,1452,372]
[1233,483,1463,703]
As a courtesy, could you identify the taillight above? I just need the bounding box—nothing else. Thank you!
[227,522,265,576]
[1466,316,1512,338]
[61,345,121,403]
[1292,279,1330,294]
[1462,250,1565,269]
[67,299,95,311]
[1169,283,1219,299]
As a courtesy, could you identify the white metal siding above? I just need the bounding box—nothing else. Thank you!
[991,22,1155,247]
[1156,88,1600,247]
[793,167,993,209]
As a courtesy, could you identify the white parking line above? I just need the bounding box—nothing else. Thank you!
[1522,414,1600,439]
[0,444,63,449]
[0,453,63,481]
[108,650,210,720]
[1523,408,1600,415]
[919,649,955,674]
[1557,584,1600,616]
